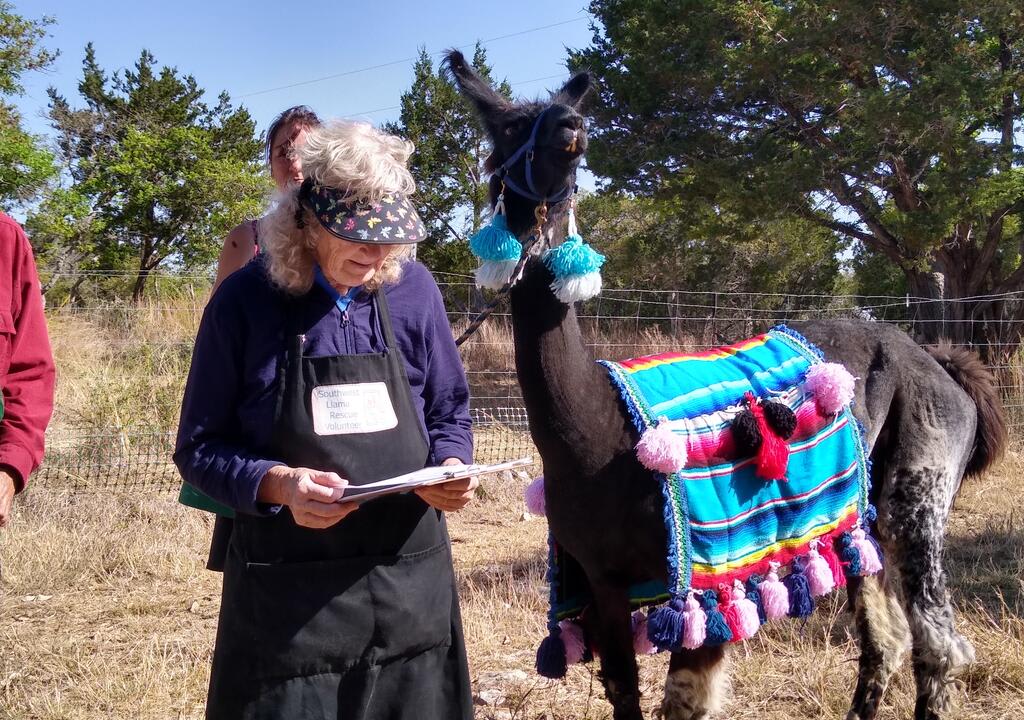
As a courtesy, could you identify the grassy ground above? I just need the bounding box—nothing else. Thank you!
[1,457,1021,720]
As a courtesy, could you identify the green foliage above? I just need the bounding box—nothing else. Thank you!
[575,0,1024,355]
[36,45,268,300]
[0,2,57,206]
[385,45,512,278]
[579,192,841,300]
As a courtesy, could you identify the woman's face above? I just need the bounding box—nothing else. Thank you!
[314,228,398,291]
[269,121,309,190]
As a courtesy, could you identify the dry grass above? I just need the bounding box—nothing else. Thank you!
[2,458,1022,720]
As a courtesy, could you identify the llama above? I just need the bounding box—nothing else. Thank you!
[445,50,1007,720]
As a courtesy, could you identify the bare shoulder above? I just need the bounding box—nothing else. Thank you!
[225,221,257,250]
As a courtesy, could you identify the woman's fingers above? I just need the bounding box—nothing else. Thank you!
[293,501,359,528]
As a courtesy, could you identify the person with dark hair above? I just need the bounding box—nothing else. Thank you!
[0,213,55,529]
[212,105,321,293]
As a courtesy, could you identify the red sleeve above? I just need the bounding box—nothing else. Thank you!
[0,213,55,491]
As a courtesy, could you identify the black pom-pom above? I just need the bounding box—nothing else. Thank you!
[732,409,762,455]
[763,401,798,439]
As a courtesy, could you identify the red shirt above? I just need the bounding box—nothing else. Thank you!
[0,213,55,491]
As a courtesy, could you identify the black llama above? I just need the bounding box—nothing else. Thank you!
[445,50,1007,720]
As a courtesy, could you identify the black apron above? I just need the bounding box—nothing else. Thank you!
[206,291,472,720]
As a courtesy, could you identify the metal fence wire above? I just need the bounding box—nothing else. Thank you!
[31,281,1024,492]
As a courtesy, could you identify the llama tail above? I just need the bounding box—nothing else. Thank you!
[925,341,1008,477]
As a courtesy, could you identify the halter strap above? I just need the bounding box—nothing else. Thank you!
[498,107,576,204]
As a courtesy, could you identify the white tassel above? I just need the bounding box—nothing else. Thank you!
[475,259,519,290]
[550,271,602,304]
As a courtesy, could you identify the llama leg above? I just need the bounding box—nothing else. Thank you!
[845,573,909,720]
[590,582,644,720]
[884,467,974,720]
[661,646,729,720]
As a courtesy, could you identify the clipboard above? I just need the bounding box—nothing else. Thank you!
[333,456,533,505]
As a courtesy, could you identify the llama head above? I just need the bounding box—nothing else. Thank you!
[445,49,592,238]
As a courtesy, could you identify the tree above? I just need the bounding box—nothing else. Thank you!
[39,46,267,300]
[385,45,512,282]
[0,1,57,207]
[23,186,103,303]
[574,0,1024,360]
[581,192,841,297]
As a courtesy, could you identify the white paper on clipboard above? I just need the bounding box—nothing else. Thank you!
[333,456,533,504]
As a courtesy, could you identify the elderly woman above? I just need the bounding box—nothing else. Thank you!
[174,121,476,719]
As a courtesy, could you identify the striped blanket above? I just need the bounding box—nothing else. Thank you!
[539,326,878,670]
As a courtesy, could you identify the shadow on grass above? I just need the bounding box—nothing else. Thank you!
[946,518,1024,617]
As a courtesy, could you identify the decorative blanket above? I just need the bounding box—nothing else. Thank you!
[535,326,881,677]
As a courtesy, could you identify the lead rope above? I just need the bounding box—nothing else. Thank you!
[454,203,548,347]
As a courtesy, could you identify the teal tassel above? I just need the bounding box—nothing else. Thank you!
[543,236,605,278]
[699,590,734,645]
[470,213,521,262]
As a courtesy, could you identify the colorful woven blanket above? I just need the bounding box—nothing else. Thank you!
[536,326,881,677]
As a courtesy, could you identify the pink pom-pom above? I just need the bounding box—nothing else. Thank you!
[851,528,883,575]
[631,611,657,655]
[760,563,790,620]
[805,362,856,415]
[524,475,546,516]
[681,592,707,649]
[558,620,586,665]
[636,422,688,473]
[733,580,762,638]
[805,544,836,597]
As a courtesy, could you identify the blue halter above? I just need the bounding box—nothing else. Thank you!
[497,107,576,205]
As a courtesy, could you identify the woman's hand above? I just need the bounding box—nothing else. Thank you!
[414,458,479,512]
[258,465,359,529]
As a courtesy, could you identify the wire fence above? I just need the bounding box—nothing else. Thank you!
[31,280,1024,492]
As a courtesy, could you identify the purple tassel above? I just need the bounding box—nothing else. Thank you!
[838,531,863,577]
[783,557,815,618]
[699,590,734,645]
[805,541,836,597]
[760,562,790,620]
[536,626,568,678]
[681,592,707,649]
[559,620,586,665]
[631,611,657,655]
[524,475,546,516]
[745,575,767,623]
[647,598,685,651]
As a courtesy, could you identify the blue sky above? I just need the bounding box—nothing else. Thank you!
[14,0,595,150]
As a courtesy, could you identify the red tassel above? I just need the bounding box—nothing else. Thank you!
[718,584,747,642]
[744,392,790,480]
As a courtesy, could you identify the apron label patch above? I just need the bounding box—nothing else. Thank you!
[311,382,398,435]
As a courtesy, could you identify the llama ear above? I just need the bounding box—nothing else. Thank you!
[553,72,592,109]
[444,49,511,124]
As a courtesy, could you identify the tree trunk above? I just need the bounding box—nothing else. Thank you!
[905,263,1023,366]
[131,267,150,302]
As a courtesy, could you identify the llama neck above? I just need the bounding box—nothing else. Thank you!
[509,258,632,477]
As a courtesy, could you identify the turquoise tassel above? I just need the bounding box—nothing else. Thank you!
[469,213,521,262]
[544,235,605,278]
